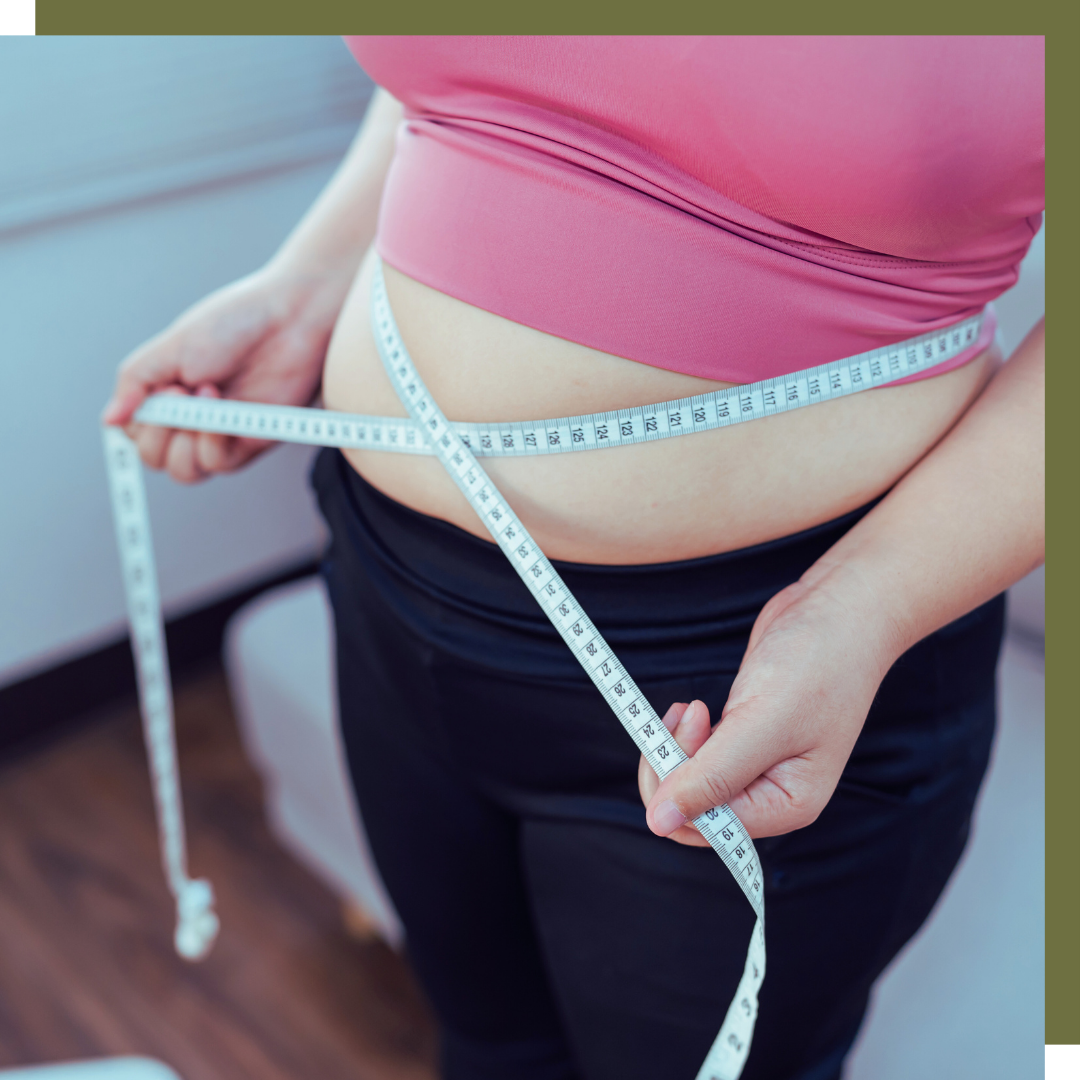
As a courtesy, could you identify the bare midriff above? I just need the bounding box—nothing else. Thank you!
[321,246,1000,565]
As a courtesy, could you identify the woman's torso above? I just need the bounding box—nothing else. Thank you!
[322,248,999,564]
[324,36,1040,563]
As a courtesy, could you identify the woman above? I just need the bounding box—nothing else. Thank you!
[104,37,1044,1080]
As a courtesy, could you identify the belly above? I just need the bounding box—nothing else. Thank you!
[322,246,999,564]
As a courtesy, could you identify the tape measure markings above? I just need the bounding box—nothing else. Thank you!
[133,310,983,458]
[103,426,219,960]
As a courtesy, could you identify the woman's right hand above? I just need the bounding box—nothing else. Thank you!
[102,87,404,483]
[101,260,352,483]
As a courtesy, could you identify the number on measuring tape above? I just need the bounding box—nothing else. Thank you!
[131,306,983,463]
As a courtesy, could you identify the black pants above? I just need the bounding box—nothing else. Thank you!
[313,449,1003,1080]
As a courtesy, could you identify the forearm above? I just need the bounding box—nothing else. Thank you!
[267,86,403,285]
[804,318,1045,664]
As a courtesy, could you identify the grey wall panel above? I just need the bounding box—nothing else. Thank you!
[0,36,373,236]
[0,38,372,685]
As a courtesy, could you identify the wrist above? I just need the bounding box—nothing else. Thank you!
[797,554,913,676]
[266,228,366,290]
[263,241,357,297]
[257,250,359,337]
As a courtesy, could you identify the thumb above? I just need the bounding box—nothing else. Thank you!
[103,327,184,427]
[645,697,801,839]
[102,383,151,426]
[103,279,273,426]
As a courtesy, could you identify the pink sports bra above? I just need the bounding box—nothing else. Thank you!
[344,36,1044,385]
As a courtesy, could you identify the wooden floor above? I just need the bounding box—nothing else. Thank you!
[0,665,437,1080]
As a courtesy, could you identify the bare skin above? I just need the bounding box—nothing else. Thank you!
[104,87,1044,842]
[323,245,1000,565]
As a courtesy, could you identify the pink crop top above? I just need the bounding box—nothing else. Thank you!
[344,36,1044,385]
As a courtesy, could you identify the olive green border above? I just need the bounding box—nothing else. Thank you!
[27,0,1059,36]
[30,0,1075,1047]
[1044,11,1076,1046]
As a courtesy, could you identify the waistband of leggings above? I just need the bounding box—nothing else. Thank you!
[314,448,882,642]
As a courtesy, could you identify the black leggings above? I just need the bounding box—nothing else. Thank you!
[313,448,1003,1080]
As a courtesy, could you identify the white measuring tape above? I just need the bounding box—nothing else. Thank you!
[103,428,220,960]
[103,260,984,1079]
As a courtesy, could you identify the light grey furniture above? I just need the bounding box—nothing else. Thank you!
[224,577,402,946]
[0,1059,181,1079]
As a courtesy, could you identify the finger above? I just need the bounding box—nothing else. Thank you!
[191,384,230,473]
[202,435,275,473]
[659,701,716,847]
[104,330,185,426]
[638,702,689,803]
[671,699,711,758]
[663,701,690,734]
[102,383,153,426]
[195,431,230,473]
[165,431,206,484]
[126,386,190,470]
[646,697,808,840]
[638,699,712,799]
[637,702,712,847]
[155,383,264,476]
[132,421,173,471]
[664,821,713,846]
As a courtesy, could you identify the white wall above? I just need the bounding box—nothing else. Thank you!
[0,38,1045,687]
[0,37,371,686]
[994,221,1045,359]
[0,167,335,684]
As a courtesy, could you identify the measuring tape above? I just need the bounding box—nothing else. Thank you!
[103,427,219,961]
[103,259,984,1079]
[132,310,985,461]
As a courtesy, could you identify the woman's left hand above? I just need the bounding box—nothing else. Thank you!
[639,569,899,842]
[641,317,1044,844]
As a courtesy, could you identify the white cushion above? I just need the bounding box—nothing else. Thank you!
[223,577,402,946]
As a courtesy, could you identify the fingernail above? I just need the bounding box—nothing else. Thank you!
[652,799,686,835]
[682,700,698,726]
[101,400,120,424]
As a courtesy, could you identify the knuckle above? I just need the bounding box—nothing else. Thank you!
[783,789,827,833]
[689,760,734,814]
[792,801,825,832]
